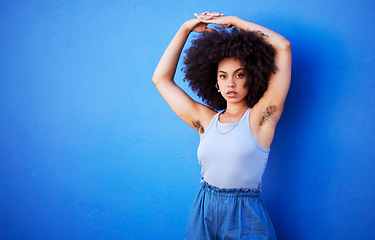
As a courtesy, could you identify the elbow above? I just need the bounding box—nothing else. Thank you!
[151,76,158,85]
[283,39,291,50]
[152,73,174,87]
[278,38,291,51]
[152,74,161,86]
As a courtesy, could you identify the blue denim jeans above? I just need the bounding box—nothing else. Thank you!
[185,181,276,240]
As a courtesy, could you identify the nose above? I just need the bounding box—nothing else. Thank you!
[227,77,235,88]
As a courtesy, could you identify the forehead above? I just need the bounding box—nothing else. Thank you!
[217,58,244,71]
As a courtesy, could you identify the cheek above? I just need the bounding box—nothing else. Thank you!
[217,79,225,88]
[242,81,250,95]
[243,88,250,96]
[241,79,249,90]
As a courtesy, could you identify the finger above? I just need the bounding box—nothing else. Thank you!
[211,12,221,16]
[201,12,217,18]
[197,15,213,22]
[195,13,213,21]
[194,13,203,21]
[207,12,224,17]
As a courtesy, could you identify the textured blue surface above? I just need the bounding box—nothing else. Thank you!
[1,1,374,239]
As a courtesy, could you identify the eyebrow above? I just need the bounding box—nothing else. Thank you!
[218,68,245,74]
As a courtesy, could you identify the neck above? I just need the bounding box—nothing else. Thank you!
[225,103,249,112]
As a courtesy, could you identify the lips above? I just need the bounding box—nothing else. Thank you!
[226,91,237,98]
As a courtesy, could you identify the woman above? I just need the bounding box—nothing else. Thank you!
[152,12,291,239]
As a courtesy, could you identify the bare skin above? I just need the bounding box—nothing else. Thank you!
[260,105,277,126]
[152,12,291,149]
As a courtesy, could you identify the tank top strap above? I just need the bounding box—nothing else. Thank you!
[243,107,251,124]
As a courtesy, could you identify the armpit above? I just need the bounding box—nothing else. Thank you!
[192,121,205,134]
[260,105,277,126]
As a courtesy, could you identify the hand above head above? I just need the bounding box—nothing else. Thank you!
[183,11,228,33]
[194,11,224,20]
[183,17,215,33]
[194,11,234,29]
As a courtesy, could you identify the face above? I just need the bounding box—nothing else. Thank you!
[217,58,249,105]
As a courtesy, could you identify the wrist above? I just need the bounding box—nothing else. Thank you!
[230,16,241,28]
[181,22,193,34]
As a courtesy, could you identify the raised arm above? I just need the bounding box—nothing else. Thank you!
[230,17,291,115]
[152,17,218,135]
[197,14,291,112]
[196,13,291,147]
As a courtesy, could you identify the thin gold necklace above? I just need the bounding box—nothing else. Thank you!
[216,108,248,135]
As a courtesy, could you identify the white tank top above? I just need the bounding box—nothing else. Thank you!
[197,108,270,189]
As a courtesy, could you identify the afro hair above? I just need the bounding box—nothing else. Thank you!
[182,27,277,110]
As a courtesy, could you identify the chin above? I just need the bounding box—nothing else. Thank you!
[226,98,245,103]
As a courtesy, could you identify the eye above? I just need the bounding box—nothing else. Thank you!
[219,75,227,79]
[235,73,244,78]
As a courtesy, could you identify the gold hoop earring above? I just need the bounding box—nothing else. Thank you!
[215,83,220,92]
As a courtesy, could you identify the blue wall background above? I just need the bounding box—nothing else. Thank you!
[1,0,374,239]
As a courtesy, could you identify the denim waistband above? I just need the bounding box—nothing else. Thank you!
[201,181,260,197]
